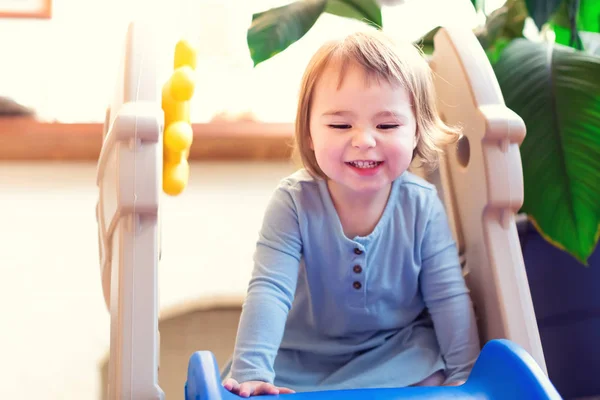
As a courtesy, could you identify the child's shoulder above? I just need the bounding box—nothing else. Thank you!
[393,171,443,213]
[396,171,438,194]
[276,168,321,192]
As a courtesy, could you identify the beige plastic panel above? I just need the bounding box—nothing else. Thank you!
[429,26,547,373]
[96,21,165,399]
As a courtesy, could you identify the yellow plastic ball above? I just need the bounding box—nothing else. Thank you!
[164,121,193,153]
[170,66,195,102]
[162,84,190,127]
[164,146,183,164]
[174,39,197,70]
[163,159,190,196]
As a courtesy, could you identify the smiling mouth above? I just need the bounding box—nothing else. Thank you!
[346,160,383,169]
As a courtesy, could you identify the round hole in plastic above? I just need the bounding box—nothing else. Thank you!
[456,135,470,167]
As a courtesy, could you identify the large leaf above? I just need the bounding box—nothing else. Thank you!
[551,0,582,49]
[246,0,383,67]
[552,0,600,50]
[525,0,563,30]
[553,0,600,33]
[469,0,485,12]
[578,0,600,32]
[325,0,382,28]
[419,0,526,59]
[502,0,530,38]
[494,39,600,264]
[247,0,327,67]
[469,0,528,63]
[486,0,528,63]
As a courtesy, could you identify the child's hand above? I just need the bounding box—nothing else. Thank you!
[223,378,295,397]
[443,380,465,386]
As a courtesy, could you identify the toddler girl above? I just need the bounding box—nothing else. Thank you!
[223,29,480,397]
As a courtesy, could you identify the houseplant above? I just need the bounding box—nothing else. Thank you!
[241,0,600,397]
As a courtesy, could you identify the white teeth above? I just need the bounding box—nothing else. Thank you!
[349,160,380,169]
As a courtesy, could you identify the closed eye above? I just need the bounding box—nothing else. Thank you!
[377,124,400,130]
[328,124,352,129]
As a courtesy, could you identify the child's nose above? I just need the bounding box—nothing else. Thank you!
[352,129,376,149]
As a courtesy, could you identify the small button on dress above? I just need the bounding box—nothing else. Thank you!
[354,248,363,255]
[353,265,362,273]
[353,281,362,290]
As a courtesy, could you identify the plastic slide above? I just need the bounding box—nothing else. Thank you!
[185,340,561,399]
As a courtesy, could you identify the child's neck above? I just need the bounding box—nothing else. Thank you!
[327,181,392,239]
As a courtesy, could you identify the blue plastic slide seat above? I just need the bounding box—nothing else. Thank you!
[184,339,562,399]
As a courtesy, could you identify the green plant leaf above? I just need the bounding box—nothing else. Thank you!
[247,0,327,66]
[552,0,600,50]
[553,0,600,33]
[475,4,510,49]
[485,36,511,64]
[473,0,527,63]
[553,24,584,50]
[421,0,526,59]
[416,25,440,55]
[551,0,583,49]
[503,0,529,38]
[325,0,382,28]
[525,0,563,30]
[494,38,600,264]
[578,0,600,32]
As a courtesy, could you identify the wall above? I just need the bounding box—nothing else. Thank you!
[0,0,480,124]
[0,160,296,399]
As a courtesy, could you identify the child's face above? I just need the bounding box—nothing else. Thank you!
[309,62,417,196]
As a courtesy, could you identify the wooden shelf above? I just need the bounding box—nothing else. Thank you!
[0,117,294,161]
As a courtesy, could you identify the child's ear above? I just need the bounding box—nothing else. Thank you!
[309,135,314,150]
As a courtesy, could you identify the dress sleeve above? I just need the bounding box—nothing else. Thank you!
[419,192,481,384]
[229,182,303,384]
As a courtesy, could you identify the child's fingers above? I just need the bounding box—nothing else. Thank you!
[443,380,465,386]
[222,378,239,392]
[238,382,259,398]
[278,386,296,394]
[230,380,293,397]
[253,383,280,396]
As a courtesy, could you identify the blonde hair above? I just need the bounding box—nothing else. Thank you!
[293,29,460,179]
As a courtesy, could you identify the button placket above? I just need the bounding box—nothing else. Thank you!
[349,245,366,307]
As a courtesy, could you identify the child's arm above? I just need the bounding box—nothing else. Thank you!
[419,192,481,385]
[228,182,303,387]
